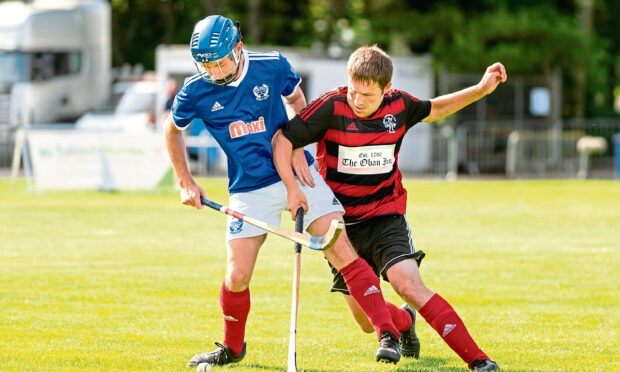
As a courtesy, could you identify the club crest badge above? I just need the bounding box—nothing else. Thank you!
[253,84,269,101]
[383,114,397,133]
[229,218,243,234]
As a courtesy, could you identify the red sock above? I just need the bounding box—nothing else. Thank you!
[219,283,250,356]
[419,294,488,367]
[386,302,412,331]
[340,258,400,340]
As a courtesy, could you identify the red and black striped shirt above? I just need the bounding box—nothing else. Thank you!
[281,86,431,223]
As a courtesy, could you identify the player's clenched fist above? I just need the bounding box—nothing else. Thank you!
[180,181,205,209]
[477,62,507,96]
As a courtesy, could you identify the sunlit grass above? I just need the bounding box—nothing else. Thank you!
[1,179,618,371]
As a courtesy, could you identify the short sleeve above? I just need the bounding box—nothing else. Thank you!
[402,93,431,130]
[279,54,302,98]
[281,92,335,148]
[171,80,196,129]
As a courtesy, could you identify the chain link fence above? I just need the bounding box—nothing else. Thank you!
[459,118,619,179]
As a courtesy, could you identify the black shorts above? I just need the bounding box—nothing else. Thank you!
[329,214,425,294]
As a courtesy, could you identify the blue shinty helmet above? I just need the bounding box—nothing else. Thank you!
[190,15,242,85]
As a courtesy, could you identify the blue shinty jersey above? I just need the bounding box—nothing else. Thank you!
[172,49,313,194]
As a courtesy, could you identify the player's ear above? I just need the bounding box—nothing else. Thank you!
[383,81,392,93]
[235,41,243,53]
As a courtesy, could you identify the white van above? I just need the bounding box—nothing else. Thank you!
[0,0,111,128]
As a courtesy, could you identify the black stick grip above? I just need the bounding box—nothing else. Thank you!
[294,208,304,253]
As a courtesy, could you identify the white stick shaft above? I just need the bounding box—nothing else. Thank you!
[287,251,301,372]
[200,197,339,251]
[241,213,311,247]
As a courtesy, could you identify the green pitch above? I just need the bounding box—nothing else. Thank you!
[1,179,618,371]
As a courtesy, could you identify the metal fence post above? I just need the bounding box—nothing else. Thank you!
[506,130,520,178]
[442,125,458,181]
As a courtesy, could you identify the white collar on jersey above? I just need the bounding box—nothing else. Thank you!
[226,49,250,87]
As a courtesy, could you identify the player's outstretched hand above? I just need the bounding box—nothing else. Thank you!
[180,178,206,209]
[292,148,314,187]
[477,62,507,96]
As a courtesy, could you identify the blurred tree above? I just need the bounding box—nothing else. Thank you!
[110,0,206,70]
[247,0,262,44]
[108,0,616,118]
[201,0,220,15]
[254,0,311,46]
[364,1,611,118]
[590,0,619,117]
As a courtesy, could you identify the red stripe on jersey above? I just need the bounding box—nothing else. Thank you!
[323,125,406,147]
[298,92,330,121]
[321,161,400,197]
[369,97,406,120]
[322,152,338,171]
[333,97,405,121]
[333,101,353,118]
[342,186,408,220]
[315,140,328,178]
[299,90,342,121]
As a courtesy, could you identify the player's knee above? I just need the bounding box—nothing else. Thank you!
[393,277,424,294]
[324,247,358,271]
[225,271,251,291]
[324,237,359,270]
[308,212,344,235]
[393,282,433,309]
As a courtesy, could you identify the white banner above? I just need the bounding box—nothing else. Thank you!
[337,144,395,175]
[27,130,171,190]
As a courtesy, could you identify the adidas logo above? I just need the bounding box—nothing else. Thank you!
[363,285,380,296]
[332,197,340,206]
[211,101,224,112]
[347,122,359,131]
[223,315,238,322]
[442,323,456,337]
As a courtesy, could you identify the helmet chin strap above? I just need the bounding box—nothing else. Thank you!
[213,70,237,85]
[214,50,242,85]
[221,47,242,85]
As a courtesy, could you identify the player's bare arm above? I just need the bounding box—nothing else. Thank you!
[423,62,507,123]
[285,85,307,114]
[271,129,309,219]
[291,148,314,188]
[163,113,206,209]
[284,86,314,187]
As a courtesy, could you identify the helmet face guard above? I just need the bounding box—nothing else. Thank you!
[190,15,242,86]
[193,47,241,86]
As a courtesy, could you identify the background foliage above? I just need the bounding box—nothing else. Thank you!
[110,0,618,118]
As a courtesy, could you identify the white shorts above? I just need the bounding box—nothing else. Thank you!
[226,167,344,241]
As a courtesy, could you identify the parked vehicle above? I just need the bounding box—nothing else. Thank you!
[76,80,158,132]
[0,0,111,128]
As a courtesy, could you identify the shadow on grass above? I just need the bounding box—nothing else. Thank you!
[238,363,289,371]
[395,356,529,372]
[209,357,528,372]
[396,356,462,371]
[195,357,534,372]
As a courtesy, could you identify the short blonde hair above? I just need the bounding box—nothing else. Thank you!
[347,44,393,90]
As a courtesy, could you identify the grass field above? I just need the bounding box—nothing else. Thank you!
[1,178,618,371]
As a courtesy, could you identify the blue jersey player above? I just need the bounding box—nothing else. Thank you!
[164,15,408,368]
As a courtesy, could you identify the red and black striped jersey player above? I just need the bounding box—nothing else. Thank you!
[272,45,506,371]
